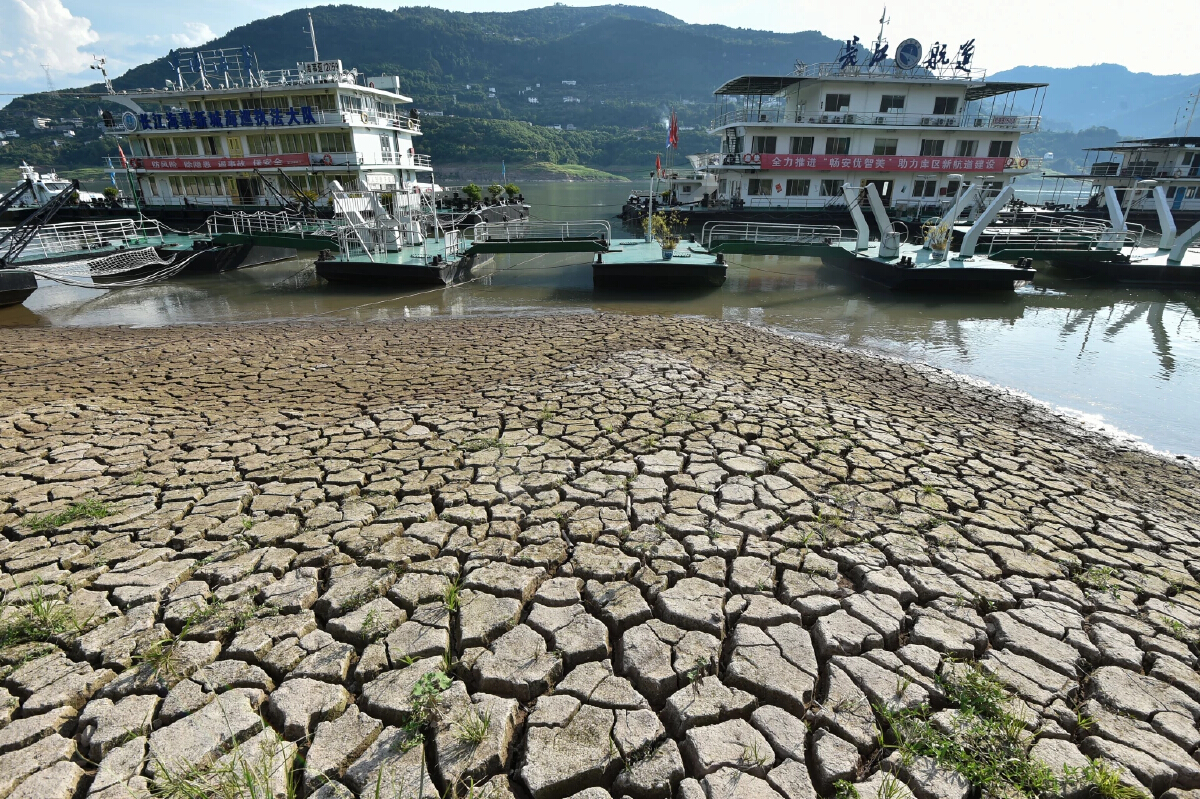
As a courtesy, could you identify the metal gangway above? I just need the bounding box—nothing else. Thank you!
[464,220,612,255]
[700,221,849,253]
[0,218,169,264]
[204,210,341,240]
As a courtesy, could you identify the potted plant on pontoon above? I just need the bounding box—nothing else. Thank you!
[651,210,683,260]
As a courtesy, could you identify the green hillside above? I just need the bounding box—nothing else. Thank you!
[0,4,839,174]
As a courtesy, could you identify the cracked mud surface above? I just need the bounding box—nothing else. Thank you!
[0,314,1198,799]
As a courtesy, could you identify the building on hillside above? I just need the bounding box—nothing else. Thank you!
[32,118,52,130]
[563,97,580,103]
[528,97,539,104]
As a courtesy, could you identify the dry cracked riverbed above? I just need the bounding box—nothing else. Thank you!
[0,315,1197,799]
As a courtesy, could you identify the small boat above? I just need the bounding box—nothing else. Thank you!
[5,162,106,209]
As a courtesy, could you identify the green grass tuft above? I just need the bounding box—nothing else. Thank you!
[26,498,111,531]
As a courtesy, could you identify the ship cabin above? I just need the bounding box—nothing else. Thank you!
[703,59,1046,213]
[104,48,433,211]
[1075,136,1200,214]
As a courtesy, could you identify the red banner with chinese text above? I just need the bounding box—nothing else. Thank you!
[133,154,313,171]
[752,153,1008,172]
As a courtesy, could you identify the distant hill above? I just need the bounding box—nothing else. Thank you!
[992,64,1199,138]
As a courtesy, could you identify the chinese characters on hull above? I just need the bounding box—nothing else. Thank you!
[136,106,321,131]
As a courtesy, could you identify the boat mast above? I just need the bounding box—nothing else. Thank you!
[305,12,320,62]
[872,6,889,59]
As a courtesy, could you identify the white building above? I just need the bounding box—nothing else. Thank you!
[701,54,1046,211]
[102,49,433,209]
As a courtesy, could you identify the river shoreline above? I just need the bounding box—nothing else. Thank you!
[1,314,1198,798]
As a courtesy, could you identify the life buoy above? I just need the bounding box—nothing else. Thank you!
[741,153,761,165]
[1018,157,1029,168]
[775,183,783,193]
[360,112,368,123]
[369,81,375,88]
[321,154,333,166]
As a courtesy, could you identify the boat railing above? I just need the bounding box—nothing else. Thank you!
[789,61,987,82]
[982,222,1146,256]
[205,211,342,238]
[710,108,1039,132]
[701,221,848,249]
[0,218,168,262]
[472,219,611,243]
[988,211,1110,232]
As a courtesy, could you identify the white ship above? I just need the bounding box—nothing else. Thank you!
[102,21,434,215]
[639,26,1048,225]
[6,162,106,207]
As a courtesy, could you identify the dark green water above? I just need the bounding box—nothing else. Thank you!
[3,181,1198,459]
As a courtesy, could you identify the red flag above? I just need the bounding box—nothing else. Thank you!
[655,154,661,175]
[668,110,679,149]
[116,143,128,169]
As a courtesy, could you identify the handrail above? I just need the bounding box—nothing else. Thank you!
[982,222,1145,257]
[710,108,1040,132]
[700,221,847,249]
[204,210,343,237]
[0,218,168,262]
[472,219,611,243]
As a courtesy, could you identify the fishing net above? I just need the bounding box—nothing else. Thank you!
[24,247,199,288]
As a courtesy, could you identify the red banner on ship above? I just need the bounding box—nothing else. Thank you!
[751,153,1010,172]
[133,154,313,171]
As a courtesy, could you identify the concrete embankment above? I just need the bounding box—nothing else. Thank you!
[0,315,1197,799]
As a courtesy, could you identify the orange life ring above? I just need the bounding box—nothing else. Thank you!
[1018,157,1029,168]
[321,154,333,166]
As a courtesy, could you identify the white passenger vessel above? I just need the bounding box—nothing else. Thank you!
[1066,136,1200,229]
[630,29,1048,227]
[102,39,434,216]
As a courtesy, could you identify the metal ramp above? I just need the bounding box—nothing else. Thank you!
[462,220,611,255]
[700,222,847,256]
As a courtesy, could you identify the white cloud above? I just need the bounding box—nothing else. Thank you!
[170,22,214,49]
[0,0,99,83]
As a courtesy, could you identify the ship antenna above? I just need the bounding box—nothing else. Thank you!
[873,6,890,55]
[304,11,320,62]
[1183,83,1200,138]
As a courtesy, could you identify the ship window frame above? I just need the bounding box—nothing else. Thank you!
[785,178,810,196]
[912,178,939,198]
[750,136,777,155]
[920,139,945,157]
[172,136,199,156]
[825,93,851,112]
[955,140,978,157]
[246,133,280,156]
[790,136,814,155]
[988,140,1013,158]
[873,138,898,156]
[819,179,842,197]
[746,178,773,196]
[825,137,851,155]
[149,138,174,157]
[879,95,906,113]
[933,96,959,115]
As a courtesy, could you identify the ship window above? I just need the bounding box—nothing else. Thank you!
[149,138,174,157]
[1167,186,1178,198]
[790,136,813,155]
[879,95,906,112]
[241,98,262,110]
[279,133,319,154]
[187,101,204,113]
[785,179,810,196]
[292,94,337,112]
[746,179,773,196]
[873,138,898,156]
[825,93,851,112]
[933,97,958,115]
[211,99,240,112]
[339,93,365,113]
[168,176,183,195]
[247,134,279,155]
[750,136,777,154]
[945,179,961,196]
[825,137,851,155]
[912,179,939,198]
[201,136,221,156]
[920,139,945,157]
[172,137,198,156]
[147,176,159,197]
[226,137,244,157]
[988,140,1013,158]
[955,140,978,157]
[320,131,353,152]
[261,95,290,109]
[819,179,842,197]
[130,140,148,157]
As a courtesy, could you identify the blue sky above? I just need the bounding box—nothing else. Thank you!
[2,0,1197,101]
